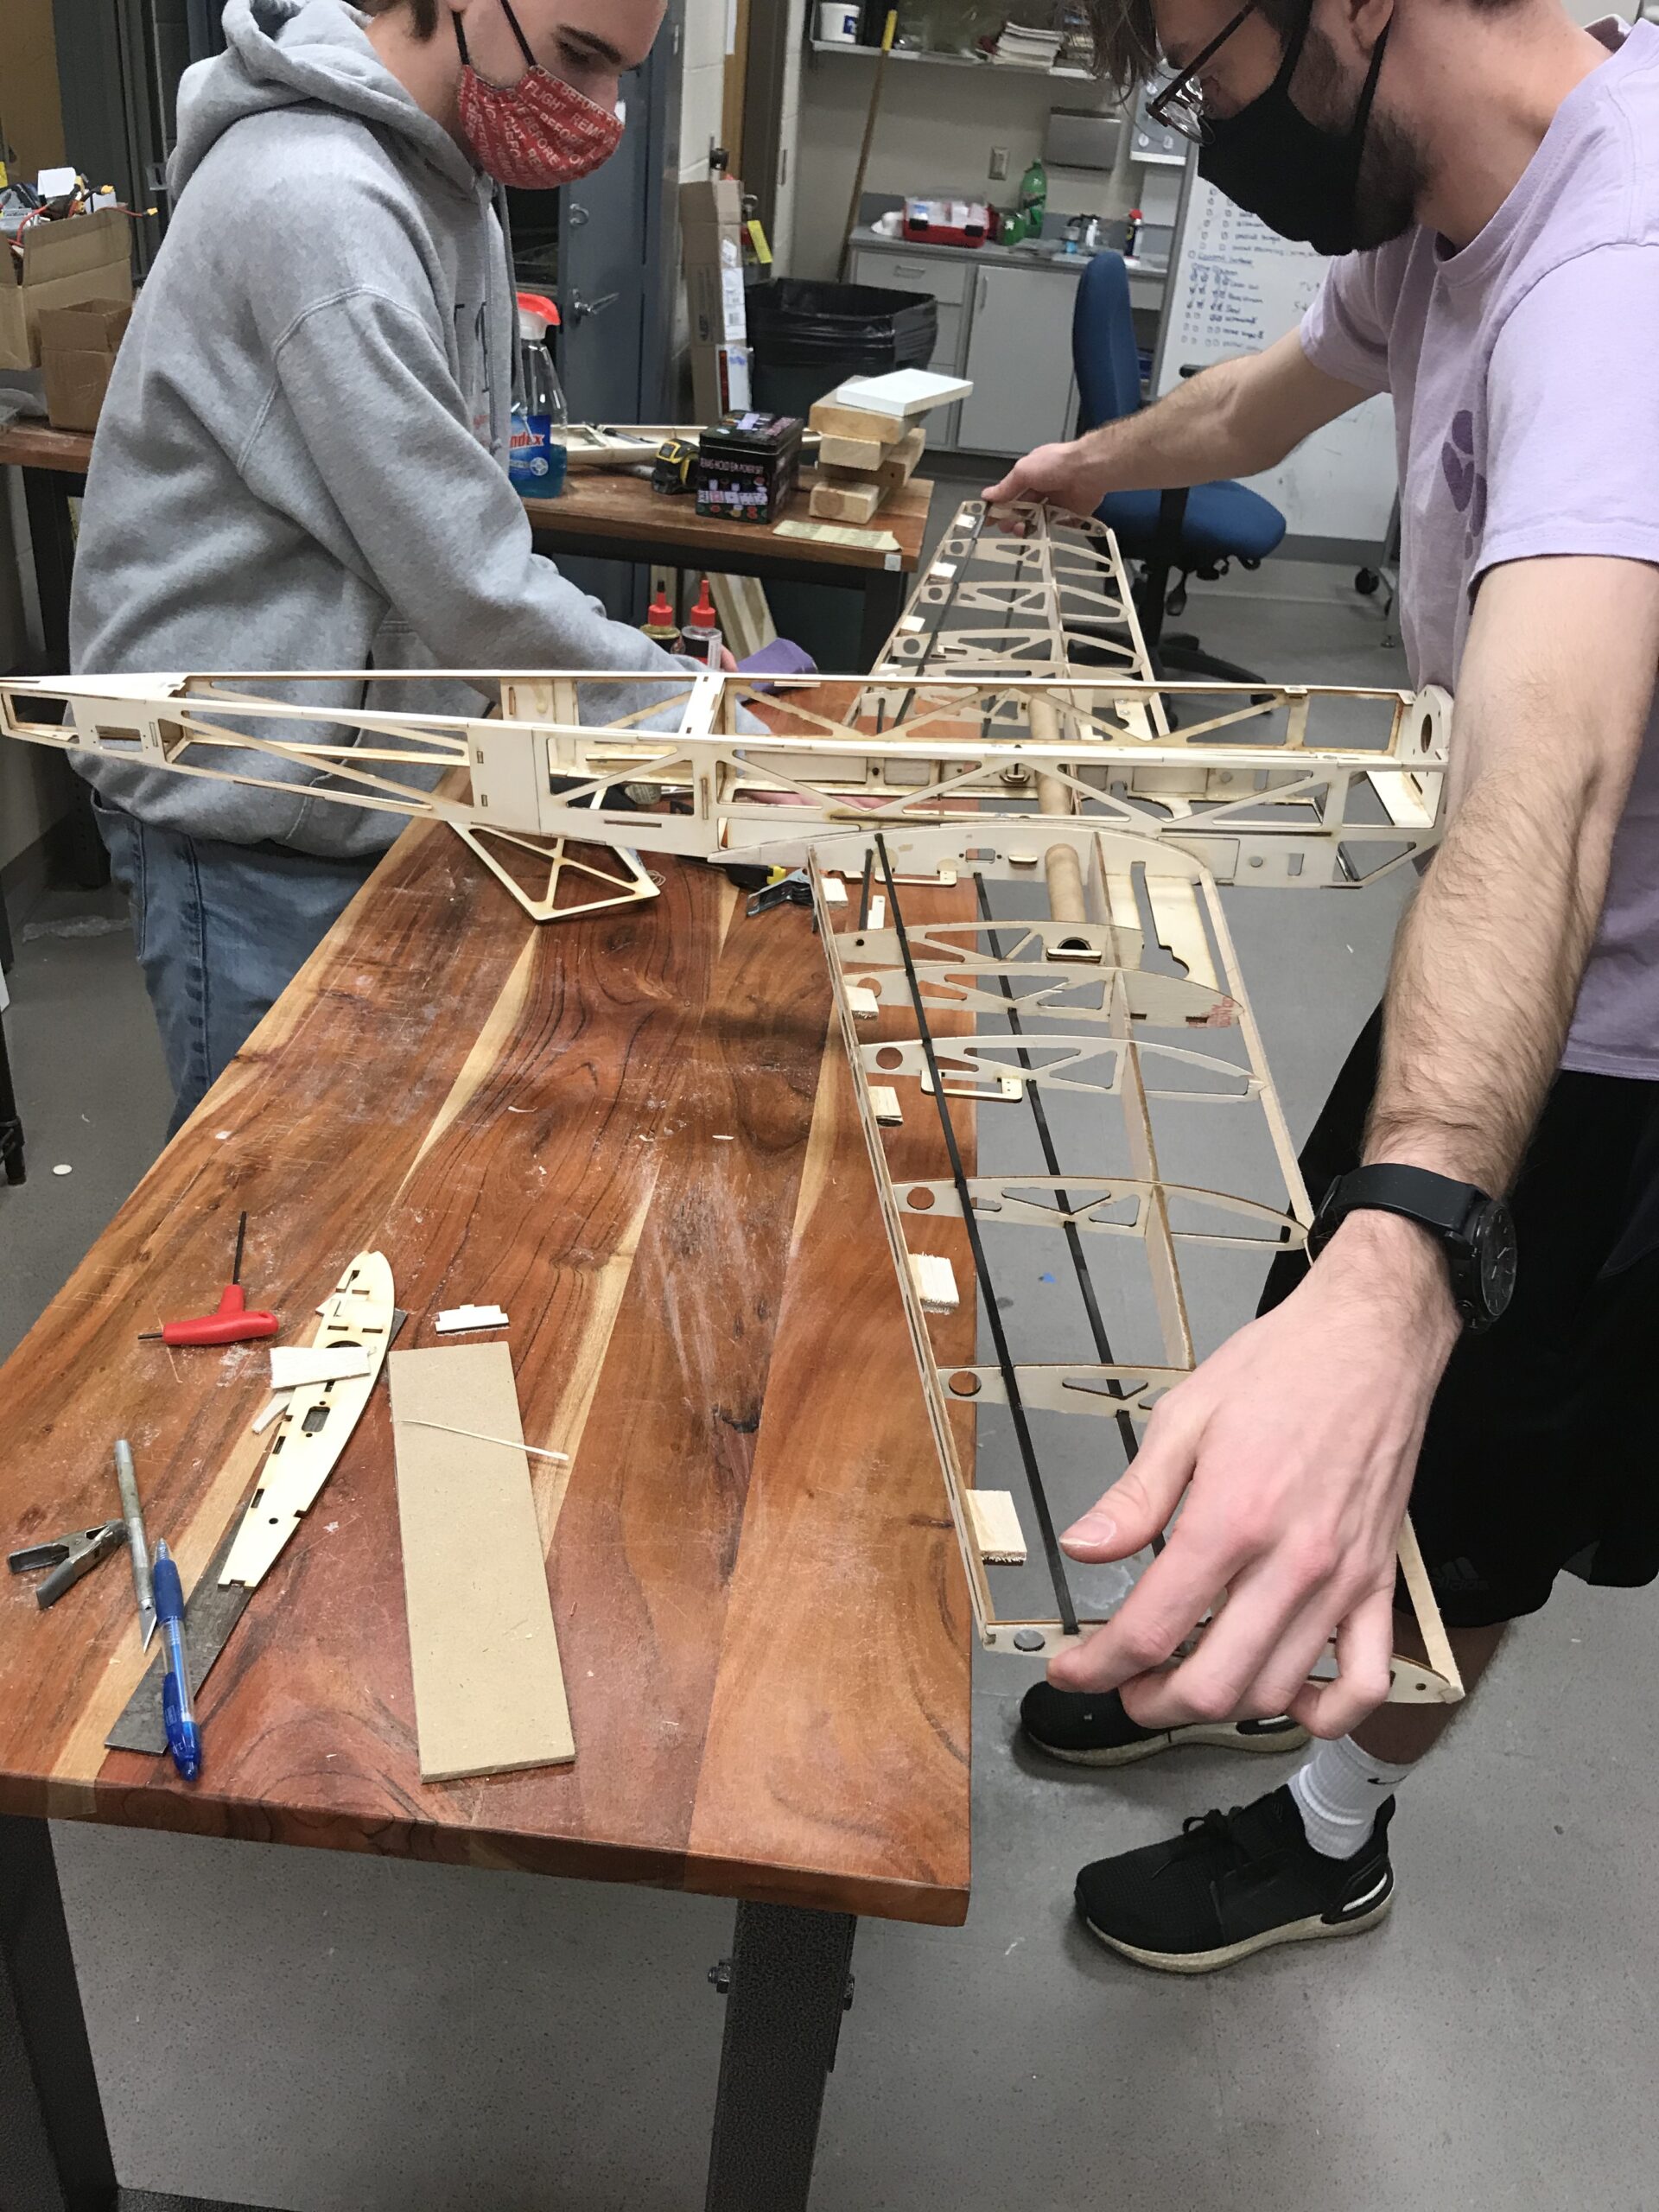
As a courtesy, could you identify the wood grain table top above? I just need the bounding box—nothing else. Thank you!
[523,469,933,574]
[0,423,934,580]
[0,422,92,474]
[0,814,973,1924]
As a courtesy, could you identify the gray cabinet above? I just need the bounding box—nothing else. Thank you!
[850,249,971,448]
[957,264,1081,457]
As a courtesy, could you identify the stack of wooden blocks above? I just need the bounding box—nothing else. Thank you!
[805,371,970,528]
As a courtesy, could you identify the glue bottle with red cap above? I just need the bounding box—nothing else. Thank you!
[641,586,680,646]
[509,291,568,497]
[680,578,724,666]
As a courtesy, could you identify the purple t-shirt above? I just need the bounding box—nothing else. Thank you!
[1302,16,1659,1079]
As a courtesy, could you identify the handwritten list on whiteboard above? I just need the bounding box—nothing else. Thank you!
[1155,180,1396,545]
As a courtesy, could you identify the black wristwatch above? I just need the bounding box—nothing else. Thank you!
[1307,1164,1517,1332]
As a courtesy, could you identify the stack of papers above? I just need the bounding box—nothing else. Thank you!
[995,21,1065,67]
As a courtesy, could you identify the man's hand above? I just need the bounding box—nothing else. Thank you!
[982,439,1113,520]
[1047,1213,1460,1738]
[981,334,1366,524]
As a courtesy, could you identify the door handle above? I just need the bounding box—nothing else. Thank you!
[568,291,621,326]
[975,271,989,315]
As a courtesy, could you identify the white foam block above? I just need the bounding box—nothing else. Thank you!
[435,1305,512,1335]
[270,1344,374,1390]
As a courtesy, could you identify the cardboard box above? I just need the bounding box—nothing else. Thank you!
[0,207,132,371]
[38,294,130,432]
[681,176,747,426]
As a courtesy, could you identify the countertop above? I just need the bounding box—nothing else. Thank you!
[848,226,1168,285]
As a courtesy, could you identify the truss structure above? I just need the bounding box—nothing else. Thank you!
[0,501,1460,1704]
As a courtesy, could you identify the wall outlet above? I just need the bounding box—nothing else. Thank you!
[988,147,1010,181]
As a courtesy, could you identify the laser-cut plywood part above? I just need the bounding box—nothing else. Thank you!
[0,503,1461,1719]
[219,1252,395,1591]
[811,843,1463,1712]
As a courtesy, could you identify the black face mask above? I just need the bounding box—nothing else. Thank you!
[1198,4,1392,257]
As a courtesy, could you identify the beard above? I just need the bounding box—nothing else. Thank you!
[1297,18,1431,247]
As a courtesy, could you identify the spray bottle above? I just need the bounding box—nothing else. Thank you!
[509,292,569,497]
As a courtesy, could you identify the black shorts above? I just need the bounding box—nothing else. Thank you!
[1259,1011,1659,1630]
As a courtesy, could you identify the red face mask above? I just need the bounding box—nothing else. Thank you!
[454,0,626,190]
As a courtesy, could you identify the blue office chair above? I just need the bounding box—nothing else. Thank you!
[1073,251,1287,683]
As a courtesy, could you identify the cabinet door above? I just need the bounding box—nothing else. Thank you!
[850,251,969,448]
[957,265,1082,458]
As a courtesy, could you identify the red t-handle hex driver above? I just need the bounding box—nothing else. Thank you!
[139,1213,280,1348]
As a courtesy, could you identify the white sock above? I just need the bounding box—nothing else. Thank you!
[1288,1735,1414,1860]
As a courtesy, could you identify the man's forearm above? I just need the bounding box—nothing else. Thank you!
[1077,354,1285,491]
[1363,558,1657,1198]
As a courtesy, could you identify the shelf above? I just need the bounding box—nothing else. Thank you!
[809,38,1096,79]
[1130,149,1188,166]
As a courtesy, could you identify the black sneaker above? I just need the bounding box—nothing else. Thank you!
[1074,1785,1395,1975]
[1020,1681,1309,1768]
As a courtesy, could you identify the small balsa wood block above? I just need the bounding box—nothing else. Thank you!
[808,397,907,446]
[965,1489,1027,1565]
[822,875,849,906]
[269,1344,373,1390]
[221,1252,396,1590]
[869,1084,904,1126]
[847,984,881,1019]
[810,479,886,525]
[868,894,887,928]
[908,1252,959,1314]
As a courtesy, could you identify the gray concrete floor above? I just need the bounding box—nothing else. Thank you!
[3,562,1657,2209]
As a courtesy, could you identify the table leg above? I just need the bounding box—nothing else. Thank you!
[0,1815,118,2212]
[857,572,907,672]
[703,1902,856,2212]
[0,1010,24,1185]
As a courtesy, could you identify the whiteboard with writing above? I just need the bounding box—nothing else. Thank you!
[1154,176,1397,545]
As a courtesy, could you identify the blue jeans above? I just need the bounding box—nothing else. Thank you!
[93,798,377,1136]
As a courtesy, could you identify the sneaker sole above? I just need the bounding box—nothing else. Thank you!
[1080,1891,1394,1976]
[1028,1721,1311,1770]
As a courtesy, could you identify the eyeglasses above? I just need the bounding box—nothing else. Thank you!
[1146,2,1258,143]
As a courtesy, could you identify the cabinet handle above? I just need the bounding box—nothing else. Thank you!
[976,270,989,315]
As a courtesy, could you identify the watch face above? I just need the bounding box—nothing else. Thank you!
[1473,1199,1518,1323]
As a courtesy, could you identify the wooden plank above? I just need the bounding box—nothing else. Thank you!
[808,398,908,446]
[817,430,888,473]
[389,1344,574,1783]
[810,479,886,525]
[822,426,926,493]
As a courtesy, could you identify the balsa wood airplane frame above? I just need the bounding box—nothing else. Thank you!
[0,501,1460,1704]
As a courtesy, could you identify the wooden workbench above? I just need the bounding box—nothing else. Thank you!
[0,809,973,2209]
[0,423,931,672]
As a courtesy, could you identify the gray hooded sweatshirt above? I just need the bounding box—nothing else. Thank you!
[69,0,691,857]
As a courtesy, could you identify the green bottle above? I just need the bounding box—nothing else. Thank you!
[1019,156,1048,237]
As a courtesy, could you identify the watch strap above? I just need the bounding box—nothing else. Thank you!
[1309,1163,1486,1262]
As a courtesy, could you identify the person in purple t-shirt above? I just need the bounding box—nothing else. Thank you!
[987,0,1659,1972]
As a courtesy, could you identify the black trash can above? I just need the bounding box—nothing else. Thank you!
[747,278,938,421]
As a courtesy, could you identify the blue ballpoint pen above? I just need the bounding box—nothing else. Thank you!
[151,1541,201,1782]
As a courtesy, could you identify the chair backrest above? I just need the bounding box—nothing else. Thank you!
[1072,251,1143,435]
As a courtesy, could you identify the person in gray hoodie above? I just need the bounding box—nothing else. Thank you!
[70,0,686,1132]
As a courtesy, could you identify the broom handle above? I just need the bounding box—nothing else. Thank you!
[838,10,899,283]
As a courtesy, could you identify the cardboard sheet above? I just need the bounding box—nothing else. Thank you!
[389,1344,574,1783]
